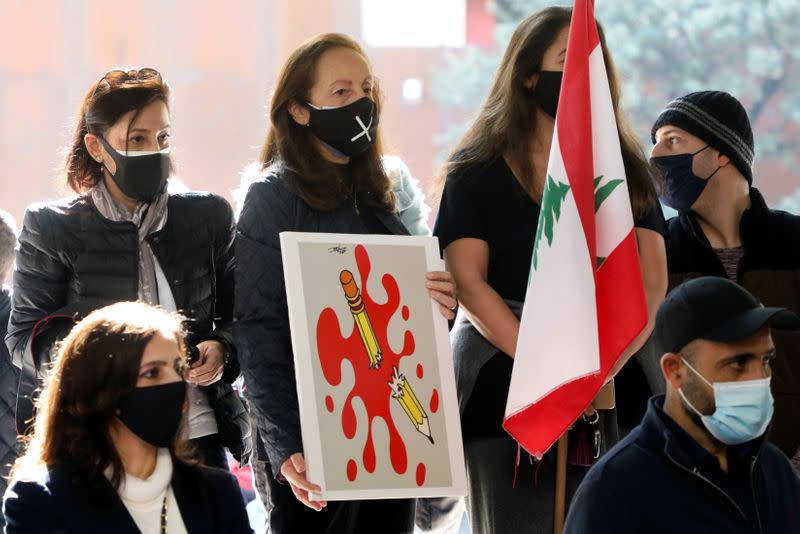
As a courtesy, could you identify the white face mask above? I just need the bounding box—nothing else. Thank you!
[679,358,774,445]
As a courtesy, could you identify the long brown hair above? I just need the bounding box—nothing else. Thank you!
[63,68,172,194]
[10,302,193,490]
[444,7,656,218]
[259,33,394,212]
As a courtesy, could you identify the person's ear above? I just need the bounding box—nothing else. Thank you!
[288,100,311,126]
[523,71,540,90]
[716,152,731,168]
[84,133,105,163]
[661,352,686,390]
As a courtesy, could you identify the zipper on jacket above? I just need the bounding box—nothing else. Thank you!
[664,454,758,532]
[748,456,765,534]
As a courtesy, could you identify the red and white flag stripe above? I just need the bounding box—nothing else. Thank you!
[503,0,648,458]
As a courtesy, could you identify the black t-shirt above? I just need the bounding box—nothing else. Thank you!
[434,157,665,301]
[433,157,666,436]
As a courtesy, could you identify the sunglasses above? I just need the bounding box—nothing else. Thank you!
[90,67,162,99]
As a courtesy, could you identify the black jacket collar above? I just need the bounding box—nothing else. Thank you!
[639,396,763,473]
[678,187,770,251]
[274,161,411,237]
[44,459,217,534]
[170,460,215,534]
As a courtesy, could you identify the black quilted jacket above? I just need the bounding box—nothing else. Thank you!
[5,191,251,463]
[0,288,19,505]
[235,165,409,476]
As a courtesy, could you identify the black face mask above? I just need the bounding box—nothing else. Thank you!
[532,70,563,119]
[99,136,170,202]
[650,145,719,212]
[305,97,379,157]
[118,381,186,448]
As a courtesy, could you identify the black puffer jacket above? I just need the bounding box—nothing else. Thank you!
[5,191,251,464]
[0,288,20,506]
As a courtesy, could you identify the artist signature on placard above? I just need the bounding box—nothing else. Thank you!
[328,245,348,255]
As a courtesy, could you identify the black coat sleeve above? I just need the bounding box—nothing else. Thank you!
[5,207,72,372]
[198,195,240,383]
[234,177,302,476]
[3,478,65,533]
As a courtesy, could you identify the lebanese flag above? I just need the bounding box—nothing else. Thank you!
[502,0,647,458]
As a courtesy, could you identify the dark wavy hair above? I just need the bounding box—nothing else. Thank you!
[62,67,172,194]
[443,7,657,218]
[259,33,394,212]
[10,302,194,490]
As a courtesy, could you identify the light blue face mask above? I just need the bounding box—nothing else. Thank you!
[678,358,774,445]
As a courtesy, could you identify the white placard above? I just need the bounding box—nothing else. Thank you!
[280,232,466,500]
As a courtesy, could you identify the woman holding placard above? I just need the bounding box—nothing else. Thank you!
[234,33,457,533]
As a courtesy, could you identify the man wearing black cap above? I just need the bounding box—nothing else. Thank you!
[565,277,800,534]
[648,90,800,466]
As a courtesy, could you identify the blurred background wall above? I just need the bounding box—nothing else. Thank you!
[1,0,798,227]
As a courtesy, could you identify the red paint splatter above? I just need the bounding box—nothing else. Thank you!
[325,395,334,413]
[316,245,417,480]
[347,459,357,481]
[343,398,356,439]
[416,363,424,379]
[416,463,426,486]
[402,305,410,320]
[430,389,439,414]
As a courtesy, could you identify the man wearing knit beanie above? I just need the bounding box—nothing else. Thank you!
[652,90,755,192]
[646,90,800,470]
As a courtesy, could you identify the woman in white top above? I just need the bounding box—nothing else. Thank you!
[3,302,251,533]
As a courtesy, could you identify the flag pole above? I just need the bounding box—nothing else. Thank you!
[553,433,569,534]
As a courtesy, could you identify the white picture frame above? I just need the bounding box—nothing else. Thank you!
[280,232,466,500]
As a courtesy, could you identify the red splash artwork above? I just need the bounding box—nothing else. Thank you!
[347,459,357,482]
[415,463,426,486]
[316,245,438,484]
[430,389,439,414]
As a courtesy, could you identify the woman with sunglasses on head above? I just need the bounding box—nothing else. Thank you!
[235,33,457,534]
[3,302,252,533]
[5,68,250,470]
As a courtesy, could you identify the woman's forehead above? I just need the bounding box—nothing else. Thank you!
[314,47,372,84]
[106,100,169,133]
[140,332,180,363]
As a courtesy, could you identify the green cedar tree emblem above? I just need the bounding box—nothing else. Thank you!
[531,175,624,272]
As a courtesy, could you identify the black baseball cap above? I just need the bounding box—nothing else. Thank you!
[654,277,800,354]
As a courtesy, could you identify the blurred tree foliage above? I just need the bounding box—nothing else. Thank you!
[432,0,800,211]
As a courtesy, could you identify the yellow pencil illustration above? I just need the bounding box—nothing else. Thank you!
[389,366,434,444]
[340,270,382,369]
